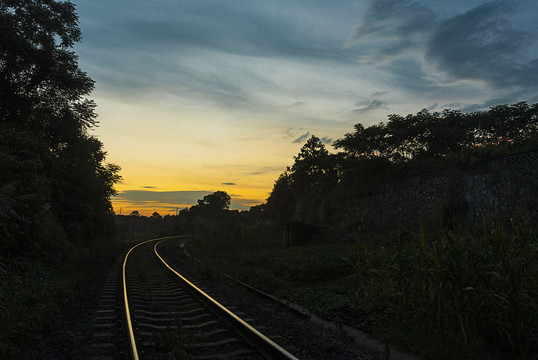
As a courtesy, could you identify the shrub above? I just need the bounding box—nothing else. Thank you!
[352,219,537,358]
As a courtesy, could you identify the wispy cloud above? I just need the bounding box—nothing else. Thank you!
[293,131,310,143]
[347,0,437,65]
[221,182,236,186]
[320,137,333,144]
[345,0,538,104]
[288,101,307,108]
[352,99,386,114]
[288,130,331,145]
[425,1,538,90]
[233,198,265,207]
[246,166,287,176]
[371,91,388,97]
[116,190,209,206]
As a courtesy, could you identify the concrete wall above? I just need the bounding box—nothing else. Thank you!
[341,150,537,229]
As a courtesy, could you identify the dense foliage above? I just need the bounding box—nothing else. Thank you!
[184,217,537,359]
[178,190,233,218]
[265,102,538,221]
[1,2,121,356]
[0,0,121,257]
[350,221,538,358]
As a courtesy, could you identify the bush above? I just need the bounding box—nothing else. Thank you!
[352,219,538,358]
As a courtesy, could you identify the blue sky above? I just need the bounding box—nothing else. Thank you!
[73,0,538,214]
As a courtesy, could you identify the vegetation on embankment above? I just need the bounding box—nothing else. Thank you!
[0,238,125,359]
[261,101,537,225]
[184,218,537,360]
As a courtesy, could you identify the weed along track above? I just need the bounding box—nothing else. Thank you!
[122,236,299,359]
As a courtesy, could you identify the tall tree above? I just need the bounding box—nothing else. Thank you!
[289,135,337,196]
[266,135,338,220]
[333,123,390,160]
[189,191,231,217]
[265,171,296,219]
[0,0,120,254]
[0,0,95,133]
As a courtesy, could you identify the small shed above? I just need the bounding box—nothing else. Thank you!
[279,220,316,248]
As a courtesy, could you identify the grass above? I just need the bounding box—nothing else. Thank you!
[183,218,537,359]
[190,239,354,293]
[0,237,125,359]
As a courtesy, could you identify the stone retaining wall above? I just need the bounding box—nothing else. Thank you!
[342,150,537,229]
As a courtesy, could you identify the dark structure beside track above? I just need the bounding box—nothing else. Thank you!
[279,221,317,248]
[337,150,538,230]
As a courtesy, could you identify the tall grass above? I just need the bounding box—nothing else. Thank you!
[192,219,282,251]
[352,219,537,358]
[0,236,126,358]
[180,216,537,358]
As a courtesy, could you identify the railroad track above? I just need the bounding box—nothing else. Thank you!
[121,236,299,360]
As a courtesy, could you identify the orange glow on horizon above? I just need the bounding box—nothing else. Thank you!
[111,195,266,217]
[110,178,273,216]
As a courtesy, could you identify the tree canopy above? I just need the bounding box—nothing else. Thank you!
[334,103,538,163]
[181,191,232,218]
[0,0,121,256]
[266,135,337,219]
[264,102,538,222]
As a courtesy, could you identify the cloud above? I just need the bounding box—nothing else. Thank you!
[347,0,437,64]
[427,102,439,111]
[292,131,310,143]
[285,128,304,139]
[116,190,209,206]
[141,186,156,189]
[456,97,519,113]
[424,1,538,92]
[76,0,370,117]
[246,166,287,176]
[428,96,527,113]
[370,91,388,97]
[113,189,261,213]
[233,198,264,207]
[384,58,437,94]
[345,0,538,102]
[352,99,386,114]
[288,101,306,108]
[221,182,236,186]
[288,130,331,145]
[79,0,358,65]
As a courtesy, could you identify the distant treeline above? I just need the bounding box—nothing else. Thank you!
[116,191,247,240]
[122,102,538,229]
[260,102,538,222]
[0,1,121,259]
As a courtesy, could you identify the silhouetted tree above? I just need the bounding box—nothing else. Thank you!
[0,0,95,134]
[248,203,266,220]
[484,102,538,145]
[334,123,390,159]
[0,0,120,255]
[263,102,537,224]
[266,172,296,219]
[266,135,338,220]
[290,135,338,195]
[335,103,537,166]
[189,191,231,217]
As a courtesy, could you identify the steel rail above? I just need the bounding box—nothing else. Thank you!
[122,236,191,360]
[154,239,299,360]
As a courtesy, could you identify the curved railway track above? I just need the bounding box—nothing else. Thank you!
[122,236,299,360]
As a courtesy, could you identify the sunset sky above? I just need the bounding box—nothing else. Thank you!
[74,0,538,215]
